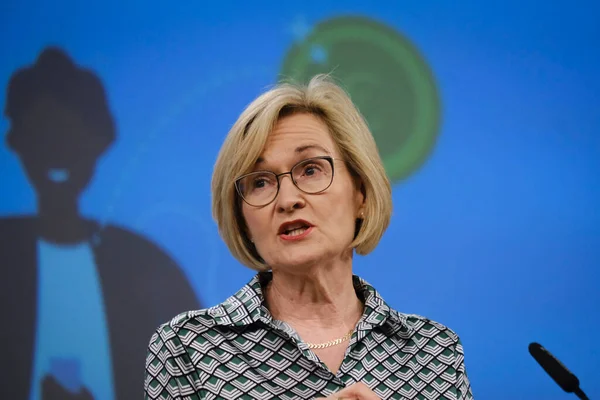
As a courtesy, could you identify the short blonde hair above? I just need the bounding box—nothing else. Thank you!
[211,74,392,271]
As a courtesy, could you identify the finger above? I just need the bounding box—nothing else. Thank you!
[333,382,379,399]
[314,397,355,400]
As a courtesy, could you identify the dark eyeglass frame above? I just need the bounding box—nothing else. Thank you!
[234,156,336,207]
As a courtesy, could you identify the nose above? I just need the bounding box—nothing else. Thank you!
[275,174,305,213]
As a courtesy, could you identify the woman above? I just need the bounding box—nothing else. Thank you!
[144,75,473,399]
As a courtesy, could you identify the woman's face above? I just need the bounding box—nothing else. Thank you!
[241,112,365,272]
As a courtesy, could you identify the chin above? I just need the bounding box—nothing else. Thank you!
[269,247,329,271]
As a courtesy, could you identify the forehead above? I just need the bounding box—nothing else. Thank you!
[257,113,336,166]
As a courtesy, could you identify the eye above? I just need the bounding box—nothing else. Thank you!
[303,164,322,176]
[253,177,268,188]
[296,158,331,179]
[250,174,275,190]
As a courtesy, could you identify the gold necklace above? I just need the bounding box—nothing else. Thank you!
[305,329,354,349]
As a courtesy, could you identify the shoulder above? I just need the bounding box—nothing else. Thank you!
[97,223,169,253]
[150,274,264,344]
[96,223,184,276]
[388,310,470,374]
[154,307,221,337]
[405,312,460,339]
[0,215,35,236]
[0,215,34,225]
[147,308,219,371]
[390,309,463,346]
[354,275,462,344]
[150,296,239,345]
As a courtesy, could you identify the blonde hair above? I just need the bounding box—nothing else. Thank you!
[211,74,392,271]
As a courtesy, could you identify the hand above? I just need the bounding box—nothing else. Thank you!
[316,382,381,399]
[42,375,95,400]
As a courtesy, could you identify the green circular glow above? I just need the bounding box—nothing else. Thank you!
[281,16,441,183]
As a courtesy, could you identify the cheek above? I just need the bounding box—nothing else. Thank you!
[242,207,270,238]
[318,198,357,238]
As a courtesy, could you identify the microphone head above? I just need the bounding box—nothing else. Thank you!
[528,342,580,393]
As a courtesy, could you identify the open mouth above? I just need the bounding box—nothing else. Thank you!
[278,220,313,238]
[283,226,309,236]
[48,168,70,183]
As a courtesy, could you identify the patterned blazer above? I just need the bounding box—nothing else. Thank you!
[145,272,473,399]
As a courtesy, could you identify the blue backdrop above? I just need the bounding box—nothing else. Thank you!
[1,1,599,399]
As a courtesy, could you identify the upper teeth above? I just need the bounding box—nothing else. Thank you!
[284,223,307,233]
[286,227,307,235]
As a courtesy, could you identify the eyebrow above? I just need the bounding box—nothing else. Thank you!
[255,144,331,166]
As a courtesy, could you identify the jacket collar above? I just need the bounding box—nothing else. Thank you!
[207,272,414,338]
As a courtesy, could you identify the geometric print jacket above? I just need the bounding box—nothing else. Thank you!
[144,273,474,399]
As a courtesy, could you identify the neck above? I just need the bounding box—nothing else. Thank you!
[264,260,364,331]
[37,197,91,244]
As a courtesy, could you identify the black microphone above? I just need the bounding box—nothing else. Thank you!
[528,342,590,400]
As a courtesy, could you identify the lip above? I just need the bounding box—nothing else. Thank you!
[279,226,313,241]
[278,219,314,241]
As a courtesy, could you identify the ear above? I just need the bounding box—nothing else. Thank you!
[354,179,367,218]
[353,181,366,240]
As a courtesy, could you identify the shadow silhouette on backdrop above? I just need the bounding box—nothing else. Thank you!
[0,47,200,400]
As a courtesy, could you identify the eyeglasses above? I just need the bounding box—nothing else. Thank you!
[235,156,336,207]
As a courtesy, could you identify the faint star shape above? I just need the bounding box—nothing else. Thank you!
[290,15,312,42]
[310,45,328,64]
